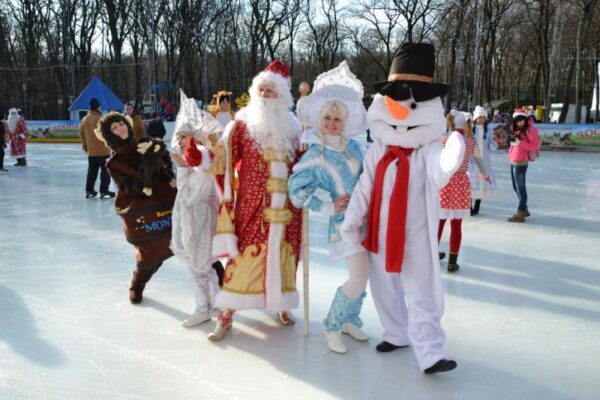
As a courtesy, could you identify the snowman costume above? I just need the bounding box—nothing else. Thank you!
[341,43,464,373]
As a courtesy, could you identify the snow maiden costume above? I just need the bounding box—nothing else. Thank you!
[438,111,488,272]
[205,60,304,341]
[170,92,225,327]
[288,61,370,353]
[469,105,497,215]
[341,43,465,374]
[96,113,177,304]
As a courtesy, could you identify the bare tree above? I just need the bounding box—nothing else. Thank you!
[101,0,133,99]
[574,0,599,122]
[302,0,346,71]
[348,0,405,78]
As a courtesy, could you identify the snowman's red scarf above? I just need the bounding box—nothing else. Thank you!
[362,145,413,273]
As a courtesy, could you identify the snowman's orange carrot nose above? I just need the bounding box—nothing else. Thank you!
[384,95,410,120]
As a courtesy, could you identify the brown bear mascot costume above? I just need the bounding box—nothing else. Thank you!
[96,112,177,303]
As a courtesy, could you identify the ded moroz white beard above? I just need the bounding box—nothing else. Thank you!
[237,96,297,158]
[7,113,19,133]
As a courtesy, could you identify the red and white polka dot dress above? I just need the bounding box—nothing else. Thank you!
[439,132,475,220]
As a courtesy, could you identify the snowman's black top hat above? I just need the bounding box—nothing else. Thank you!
[373,42,449,102]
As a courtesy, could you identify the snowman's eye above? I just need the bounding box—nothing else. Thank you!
[410,102,417,110]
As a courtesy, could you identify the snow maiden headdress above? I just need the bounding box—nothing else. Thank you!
[296,61,367,140]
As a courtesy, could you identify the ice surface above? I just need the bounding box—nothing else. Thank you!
[0,144,599,400]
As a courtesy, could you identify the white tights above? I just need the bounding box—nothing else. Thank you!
[341,251,369,299]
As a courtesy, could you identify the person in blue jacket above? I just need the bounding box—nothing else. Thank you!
[288,61,370,354]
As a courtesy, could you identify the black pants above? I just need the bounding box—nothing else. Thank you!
[0,145,5,169]
[86,155,110,193]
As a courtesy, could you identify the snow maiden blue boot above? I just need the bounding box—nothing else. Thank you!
[322,288,368,353]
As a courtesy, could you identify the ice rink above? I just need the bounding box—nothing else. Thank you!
[1,143,599,400]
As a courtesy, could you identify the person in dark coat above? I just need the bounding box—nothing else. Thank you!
[95,112,177,304]
[146,112,167,139]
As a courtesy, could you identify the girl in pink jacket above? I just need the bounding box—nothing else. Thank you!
[507,109,541,222]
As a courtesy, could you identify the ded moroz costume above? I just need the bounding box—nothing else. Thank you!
[191,60,304,341]
[7,108,27,166]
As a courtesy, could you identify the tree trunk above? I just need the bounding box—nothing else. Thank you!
[574,0,599,123]
[445,7,464,113]
[559,57,576,123]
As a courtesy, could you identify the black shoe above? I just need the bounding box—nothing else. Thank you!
[447,253,459,272]
[86,191,98,199]
[471,199,481,216]
[424,359,457,374]
[100,191,115,199]
[439,252,446,260]
[376,341,409,353]
[447,263,460,272]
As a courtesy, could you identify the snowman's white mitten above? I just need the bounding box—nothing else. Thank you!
[440,131,465,176]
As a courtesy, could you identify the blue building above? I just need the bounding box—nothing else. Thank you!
[69,76,123,121]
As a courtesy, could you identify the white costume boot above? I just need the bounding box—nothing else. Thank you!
[181,311,211,327]
[322,329,347,354]
[342,322,369,341]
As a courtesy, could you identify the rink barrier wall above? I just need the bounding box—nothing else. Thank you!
[25,120,177,143]
[22,120,600,151]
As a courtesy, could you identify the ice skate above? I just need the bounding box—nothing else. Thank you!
[100,191,115,199]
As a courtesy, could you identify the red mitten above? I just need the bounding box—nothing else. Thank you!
[183,136,202,166]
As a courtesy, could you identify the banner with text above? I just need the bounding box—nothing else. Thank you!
[26,120,80,140]
[488,123,600,148]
